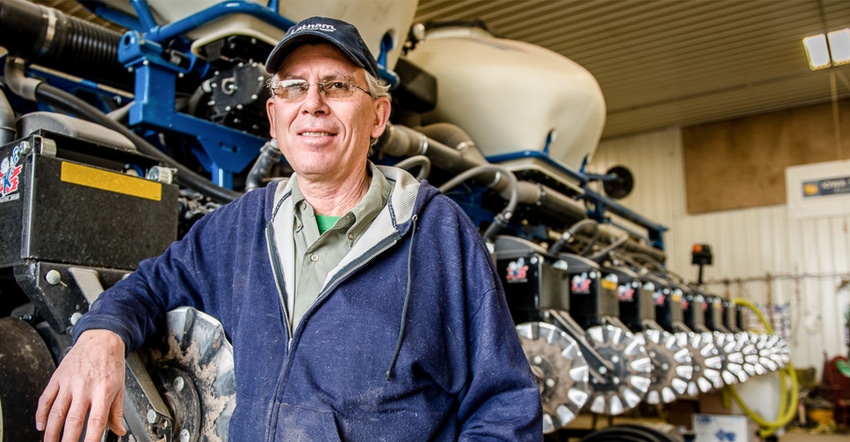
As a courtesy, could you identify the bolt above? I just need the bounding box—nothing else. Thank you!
[45,270,62,285]
[546,378,556,388]
[662,363,669,370]
[180,429,191,442]
[147,409,157,424]
[611,356,619,363]
[70,312,83,325]
[174,376,185,392]
[612,376,620,384]
[251,94,258,100]
[533,356,543,365]
[599,366,607,375]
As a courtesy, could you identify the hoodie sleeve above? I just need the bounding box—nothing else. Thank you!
[455,265,544,441]
[72,187,270,352]
[418,192,542,440]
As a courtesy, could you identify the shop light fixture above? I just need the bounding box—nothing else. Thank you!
[828,29,850,66]
[803,28,850,70]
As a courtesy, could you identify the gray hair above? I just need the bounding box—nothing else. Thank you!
[364,70,391,100]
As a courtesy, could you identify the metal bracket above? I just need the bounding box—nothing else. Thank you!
[67,267,105,306]
[123,352,174,442]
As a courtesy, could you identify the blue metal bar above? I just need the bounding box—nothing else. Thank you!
[127,63,265,187]
[267,0,280,12]
[143,2,294,43]
[583,187,667,236]
[89,5,145,31]
[487,151,588,185]
[129,0,157,31]
[487,150,666,246]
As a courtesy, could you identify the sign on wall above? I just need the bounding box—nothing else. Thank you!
[786,159,850,220]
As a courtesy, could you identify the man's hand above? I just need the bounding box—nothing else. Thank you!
[36,329,128,442]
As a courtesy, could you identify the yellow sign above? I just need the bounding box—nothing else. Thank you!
[61,162,162,201]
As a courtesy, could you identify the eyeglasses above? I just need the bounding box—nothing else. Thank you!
[270,79,371,101]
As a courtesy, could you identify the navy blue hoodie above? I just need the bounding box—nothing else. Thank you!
[75,166,542,441]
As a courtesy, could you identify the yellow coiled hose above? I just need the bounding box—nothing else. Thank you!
[723,298,798,438]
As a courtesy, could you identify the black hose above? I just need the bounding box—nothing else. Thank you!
[245,139,281,191]
[580,424,682,442]
[0,0,132,90]
[35,83,241,203]
[0,85,15,144]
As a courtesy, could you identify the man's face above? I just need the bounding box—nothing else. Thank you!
[266,43,390,185]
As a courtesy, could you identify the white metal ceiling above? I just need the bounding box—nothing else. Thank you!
[412,0,850,139]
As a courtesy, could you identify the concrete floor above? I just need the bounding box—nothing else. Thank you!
[553,414,850,442]
[781,430,850,442]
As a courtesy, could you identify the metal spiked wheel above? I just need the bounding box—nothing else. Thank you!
[713,332,748,384]
[641,328,693,404]
[683,331,724,395]
[142,307,236,442]
[584,324,652,415]
[516,322,590,433]
[734,332,767,377]
[750,332,791,372]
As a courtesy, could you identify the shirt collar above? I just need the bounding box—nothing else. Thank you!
[290,162,391,237]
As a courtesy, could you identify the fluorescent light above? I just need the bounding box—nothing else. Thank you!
[828,28,850,65]
[803,34,831,69]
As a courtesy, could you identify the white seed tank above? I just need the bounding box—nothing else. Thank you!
[405,25,606,169]
[104,0,418,70]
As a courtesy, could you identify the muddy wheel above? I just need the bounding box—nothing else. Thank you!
[0,317,56,441]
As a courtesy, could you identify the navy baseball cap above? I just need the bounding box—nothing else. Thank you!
[265,16,380,78]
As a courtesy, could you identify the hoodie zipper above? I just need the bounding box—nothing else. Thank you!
[289,235,399,344]
[267,213,404,349]
[265,220,291,343]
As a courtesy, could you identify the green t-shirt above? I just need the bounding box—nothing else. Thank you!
[315,215,341,234]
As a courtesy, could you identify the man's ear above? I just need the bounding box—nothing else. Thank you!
[371,97,391,139]
[266,98,277,138]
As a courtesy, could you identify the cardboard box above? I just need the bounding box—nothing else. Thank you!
[693,414,754,442]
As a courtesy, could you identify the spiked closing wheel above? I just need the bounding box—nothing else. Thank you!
[516,322,590,433]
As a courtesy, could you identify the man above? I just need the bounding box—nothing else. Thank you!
[36,16,542,441]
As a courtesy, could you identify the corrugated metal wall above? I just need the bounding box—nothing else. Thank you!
[590,128,850,373]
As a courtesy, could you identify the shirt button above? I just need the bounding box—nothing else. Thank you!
[348,233,355,240]
[310,254,319,262]
[300,202,307,211]
[295,223,303,232]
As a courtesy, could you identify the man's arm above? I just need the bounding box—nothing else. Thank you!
[456,285,543,441]
[36,329,127,442]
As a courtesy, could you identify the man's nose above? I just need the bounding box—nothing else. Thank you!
[301,84,328,114]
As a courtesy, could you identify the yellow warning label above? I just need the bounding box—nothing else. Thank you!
[601,279,617,291]
[61,162,161,201]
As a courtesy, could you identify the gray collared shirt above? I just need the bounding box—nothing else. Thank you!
[289,163,391,332]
